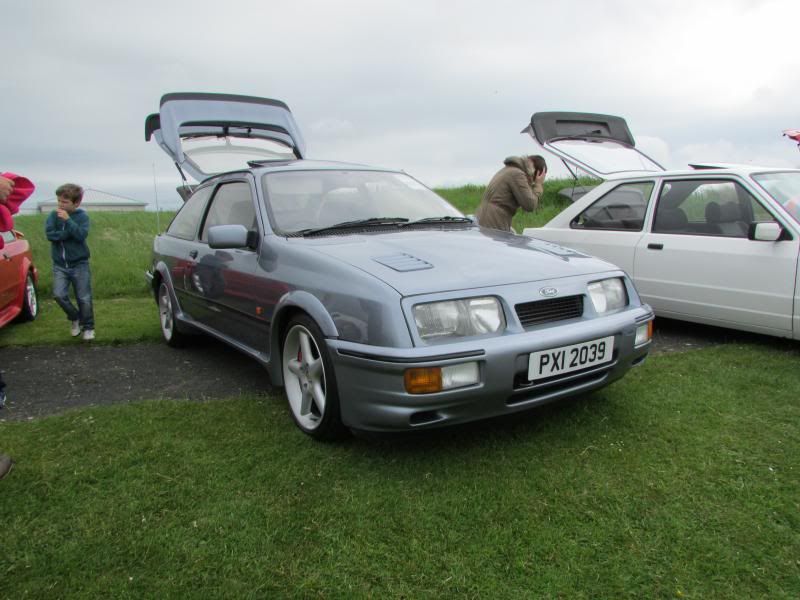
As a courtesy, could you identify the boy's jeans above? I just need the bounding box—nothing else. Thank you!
[53,262,95,330]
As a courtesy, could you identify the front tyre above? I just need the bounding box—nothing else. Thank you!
[282,315,347,440]
[158,281,188,348]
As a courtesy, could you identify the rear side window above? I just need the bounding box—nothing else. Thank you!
[167,186,213,240]
[652,179,775,237]
[200,182,257,242]
[572,181,653,231]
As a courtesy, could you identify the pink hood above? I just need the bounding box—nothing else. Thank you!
[0,172,36,249]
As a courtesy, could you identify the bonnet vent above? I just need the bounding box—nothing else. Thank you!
[372,253,433,272]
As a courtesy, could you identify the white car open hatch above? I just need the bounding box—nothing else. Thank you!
[145,92,307,181]
[522,111,664,179]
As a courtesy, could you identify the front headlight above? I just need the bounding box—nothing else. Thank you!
[588,278,628,314]
[413,296,505,341]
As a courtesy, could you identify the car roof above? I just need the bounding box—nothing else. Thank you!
[198,159,404,182]
[603,163,800,181]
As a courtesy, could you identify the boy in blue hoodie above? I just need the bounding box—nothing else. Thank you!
[45,183,95,341]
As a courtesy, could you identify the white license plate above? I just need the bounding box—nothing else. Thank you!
[528,336,614,381]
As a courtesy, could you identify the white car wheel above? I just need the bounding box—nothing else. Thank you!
[21,273,38,321]
[158,282,187,347]
[282,315,346,440]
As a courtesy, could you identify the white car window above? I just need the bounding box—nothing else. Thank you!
[652,179,775,237]
[572,181,654,231]
[549,139,663,175]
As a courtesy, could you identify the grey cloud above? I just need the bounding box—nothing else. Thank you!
[4,0,800,209]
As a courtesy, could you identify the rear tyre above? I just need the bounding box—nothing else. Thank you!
[158,281,189,348]
[281,314,347,440]
[19,273,38,321]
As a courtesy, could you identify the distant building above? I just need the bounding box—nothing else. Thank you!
[37,188,147,213]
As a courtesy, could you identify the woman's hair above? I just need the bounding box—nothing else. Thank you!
[528,155,547,176]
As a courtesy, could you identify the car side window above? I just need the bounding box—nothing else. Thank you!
[1,231,14,244]
[167,186,213,240]
[200,182,257,243]
[571,181,654,231]
[652,179,776,237]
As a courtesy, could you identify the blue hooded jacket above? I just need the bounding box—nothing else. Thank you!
[45,208,91,267]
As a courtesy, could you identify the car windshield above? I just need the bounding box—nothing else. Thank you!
[751,171,800,223]
[262,170,463,233]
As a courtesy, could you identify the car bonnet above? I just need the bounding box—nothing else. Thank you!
[300,228,617,296]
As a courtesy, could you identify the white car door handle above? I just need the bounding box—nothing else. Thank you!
[647,243,664,250]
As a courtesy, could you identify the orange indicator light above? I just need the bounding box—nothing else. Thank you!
[404,367,443,394]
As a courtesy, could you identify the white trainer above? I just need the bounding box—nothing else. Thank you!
[70,320,81,337]
[82,329,95,341]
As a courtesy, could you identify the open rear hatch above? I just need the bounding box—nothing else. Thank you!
[522,111,664,179]
[145,92,306,181]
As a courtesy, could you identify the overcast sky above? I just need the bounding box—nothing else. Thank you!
[3,0,799,210]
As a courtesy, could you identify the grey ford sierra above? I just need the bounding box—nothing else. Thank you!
[145,93,654,440]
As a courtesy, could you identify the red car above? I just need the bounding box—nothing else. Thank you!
[0,228,38,327]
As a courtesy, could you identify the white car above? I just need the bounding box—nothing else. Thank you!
[522,112,800,340]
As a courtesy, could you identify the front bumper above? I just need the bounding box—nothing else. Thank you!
[328,306,653,432]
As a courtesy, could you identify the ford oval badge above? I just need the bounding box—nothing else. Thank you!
[539,287,558,298]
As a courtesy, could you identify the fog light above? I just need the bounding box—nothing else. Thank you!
[405,362,480,394]
[441,362,479,390]
[635,321,653,346]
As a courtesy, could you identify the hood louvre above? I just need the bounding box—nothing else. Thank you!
[372,253,433,272]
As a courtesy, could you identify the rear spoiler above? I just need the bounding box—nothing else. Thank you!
[522,112,636,147]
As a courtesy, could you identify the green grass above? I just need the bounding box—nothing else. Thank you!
[1,344,798,597]
[14,211,174,300]
[0,298,160,346]
[435,177,598,232]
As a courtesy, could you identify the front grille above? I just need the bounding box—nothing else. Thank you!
[515,295,584,328]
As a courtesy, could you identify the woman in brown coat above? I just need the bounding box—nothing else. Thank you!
[476,155,546,232]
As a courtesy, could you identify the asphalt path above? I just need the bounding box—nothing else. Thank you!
[0,318,793,422]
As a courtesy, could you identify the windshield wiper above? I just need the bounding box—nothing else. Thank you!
[295,217,409,237]
[401,216,474,227]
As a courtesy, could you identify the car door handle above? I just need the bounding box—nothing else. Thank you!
[2,253,10,261]
[647,243,664,250]
[189,250,198,259]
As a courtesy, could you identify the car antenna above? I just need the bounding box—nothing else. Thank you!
[152,162,161,233]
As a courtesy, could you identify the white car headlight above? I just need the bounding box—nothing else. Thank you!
[413,296,505,341]
[588,278,628,315]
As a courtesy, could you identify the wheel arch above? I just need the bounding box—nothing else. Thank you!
[268,290,339,387]
[12,256,37,311]
[152,264,192,326]
[151,261,171,299]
